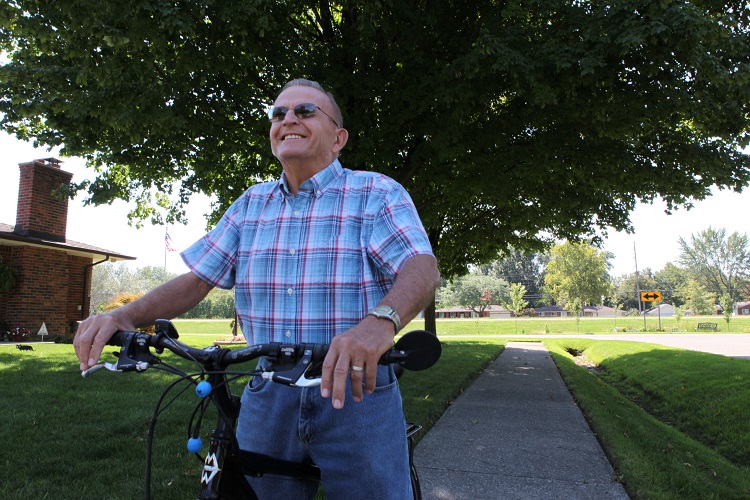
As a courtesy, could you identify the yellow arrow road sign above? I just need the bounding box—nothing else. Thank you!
[640,291,662,302]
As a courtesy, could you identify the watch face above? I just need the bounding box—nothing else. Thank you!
[373,306,395,319]
[370,306,400,331]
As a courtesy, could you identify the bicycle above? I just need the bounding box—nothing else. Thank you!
[82,319,441,499]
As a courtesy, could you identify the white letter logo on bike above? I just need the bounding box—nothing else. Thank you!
[202,453,222,485]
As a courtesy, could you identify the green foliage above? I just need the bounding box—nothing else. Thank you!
[91,262,179,314]
[612,269,657,311]
[678,227,750,302]
[654,263,689,307]
[1,0,749,281]
[180,288,235,319]
[719,293,735,325]
[0,259,18,292]
[477,249,548,307]
[544,241,611,307]
[677,279,716,315]
[438,274,510,314]
[503,282,529,315]
[102,292,144,312]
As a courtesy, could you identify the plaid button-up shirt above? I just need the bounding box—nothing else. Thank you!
[181,160,434,344]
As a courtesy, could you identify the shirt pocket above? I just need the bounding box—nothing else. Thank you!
[308,224,365,288]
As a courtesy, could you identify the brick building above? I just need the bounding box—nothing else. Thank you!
[0,158,134,336]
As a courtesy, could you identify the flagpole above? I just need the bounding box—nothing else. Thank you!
[164,226,168,274]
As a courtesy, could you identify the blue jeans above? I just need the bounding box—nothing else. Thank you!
[236,363,412,500]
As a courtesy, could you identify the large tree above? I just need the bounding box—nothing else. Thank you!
[654,262,689,307]
[544,241,611,309]
[477,249,548,307]
[678,227,750,301]
[2,1,750,331]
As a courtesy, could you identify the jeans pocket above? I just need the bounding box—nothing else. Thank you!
[372,379,399,394]
[372,365,399,394]
[247,374,268,393]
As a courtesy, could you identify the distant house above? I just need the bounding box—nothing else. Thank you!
[643,303,677,317]
[533,305,570,317]
[735,301,750,316]
[483,305,512,318]
[435,306,473,319]
[583,305,620,317]
[435,304,512,319]
[533,304,622,318]
[0,158,135,336]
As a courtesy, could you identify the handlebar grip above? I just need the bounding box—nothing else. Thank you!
[384,330,442,371]
[107,330,134,347]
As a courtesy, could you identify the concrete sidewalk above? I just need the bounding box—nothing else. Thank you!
[413,342,629,499]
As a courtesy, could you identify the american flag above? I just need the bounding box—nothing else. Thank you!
[165,230,177,252]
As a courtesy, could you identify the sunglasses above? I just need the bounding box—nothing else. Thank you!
[267,102,339,127]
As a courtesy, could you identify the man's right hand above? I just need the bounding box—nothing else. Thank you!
[74,312,136,372]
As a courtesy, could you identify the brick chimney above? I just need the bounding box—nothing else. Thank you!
[14,158,73,242]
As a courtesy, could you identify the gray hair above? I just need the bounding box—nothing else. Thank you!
[281,78,343,128]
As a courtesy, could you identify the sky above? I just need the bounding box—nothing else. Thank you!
[1,132,748,278]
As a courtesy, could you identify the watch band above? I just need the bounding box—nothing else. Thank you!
[368,305,402,333]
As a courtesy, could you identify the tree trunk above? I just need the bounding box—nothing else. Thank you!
[423,299,437,334]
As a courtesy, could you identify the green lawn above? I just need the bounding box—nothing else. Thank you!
[544,339,750,498]
[2,317,750,498]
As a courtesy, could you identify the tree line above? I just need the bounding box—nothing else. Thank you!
[92,226,749,321]
[438,227,750,317]
[91,263,235,319]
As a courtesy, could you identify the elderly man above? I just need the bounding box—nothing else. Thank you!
[75,78,439,499]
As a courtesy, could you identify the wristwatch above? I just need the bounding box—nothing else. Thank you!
[368,305,402,333]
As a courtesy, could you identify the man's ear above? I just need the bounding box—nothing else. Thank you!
[332,128,349,154]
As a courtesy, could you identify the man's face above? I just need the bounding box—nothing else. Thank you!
[269,85,344,168]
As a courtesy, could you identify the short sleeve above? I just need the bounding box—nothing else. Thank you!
[180,200,243,289]
[367,183,434,277]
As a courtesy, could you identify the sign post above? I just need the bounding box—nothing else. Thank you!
[38,322,48,341]
[640,292,663,330]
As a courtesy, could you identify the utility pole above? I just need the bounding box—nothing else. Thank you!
[634,242,646,330]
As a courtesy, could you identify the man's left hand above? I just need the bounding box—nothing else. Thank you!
[320,316,395,409]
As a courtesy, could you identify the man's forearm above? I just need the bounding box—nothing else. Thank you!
[379,254,440,329]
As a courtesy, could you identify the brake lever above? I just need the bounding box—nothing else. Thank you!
[262,345,322,387]
[81,362,121,378]
[262,362,322,388]
[81,360,151,378]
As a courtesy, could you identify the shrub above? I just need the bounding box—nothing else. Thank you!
[102,293,155,333]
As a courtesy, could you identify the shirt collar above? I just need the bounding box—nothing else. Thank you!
[278,159,344,198]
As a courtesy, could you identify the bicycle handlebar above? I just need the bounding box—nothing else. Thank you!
[82,319,442,387]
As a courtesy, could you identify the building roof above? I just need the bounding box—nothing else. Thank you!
[534,305,566,312]
[534,304,617,314]
[436,305,510,313]
[0,222,135,261]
